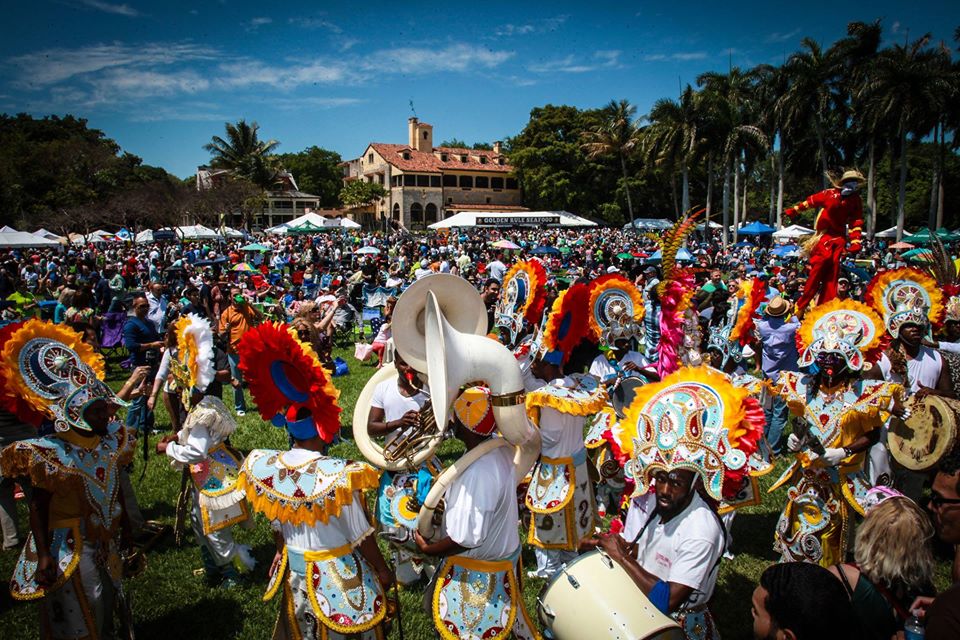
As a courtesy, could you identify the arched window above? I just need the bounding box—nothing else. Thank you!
[425,203,438,223]
[411,202,423,222]
[392,203,400,220]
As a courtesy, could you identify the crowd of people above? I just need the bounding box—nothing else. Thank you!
[0,185,959,640]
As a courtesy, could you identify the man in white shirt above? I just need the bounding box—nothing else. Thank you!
[414,387,538,640]
[486,252,507,283]
[588,337,653,383]
[145,282,167,332]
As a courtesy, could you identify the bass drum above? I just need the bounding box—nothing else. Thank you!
[611,377,647,420]
[888,395,959,471]
[537,550,683,640]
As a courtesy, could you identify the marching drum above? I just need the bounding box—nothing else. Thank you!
[888,395,960,471]
[537,550,683,640]
[611,376,646,419]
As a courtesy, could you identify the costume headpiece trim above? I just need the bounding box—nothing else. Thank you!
[453,386,496,436]
[49,378,127,433]
[866,268,943,338]
[237,322,342,443]
[797,298,885,370]
[540,283,592,366]
[706,278,764,368]
[613,366,764,501]
[656,209,702,378]
[495,260,548,347]
[172,313,215,407]
[587,274,645,347]
[0,319,106,426]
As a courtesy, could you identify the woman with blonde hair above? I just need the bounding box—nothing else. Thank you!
[829,488,936,639]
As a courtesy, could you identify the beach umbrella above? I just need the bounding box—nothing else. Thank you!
[531,246,561,255]
[491,239,519,250]
[901,248,933,262]
[356,246,381,255]
[616,252,634,260]
[559,247,572,254]
[240,242,271,252]
[232,262,256,272]
[733,241,753,248]
[771,244,798,257]
[888,241,915,250]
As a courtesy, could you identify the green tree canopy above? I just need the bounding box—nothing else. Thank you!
[203,119,280,190]
[275,146,343,207]
[340,180,388,208]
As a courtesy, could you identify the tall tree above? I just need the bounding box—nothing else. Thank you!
[643,85,702,215]
[581,99,643,226]
[203,120,280,190]
[275,146,344,207]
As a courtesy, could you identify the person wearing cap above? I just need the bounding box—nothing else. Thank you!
[783,168,865,313]
[755,296,799,456]
[413,387,539,640]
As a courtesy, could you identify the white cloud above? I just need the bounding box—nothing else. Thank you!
[270,96,365,110]
[493,14,567,38]
[765,28,801,44]
[372,44,513,72]
[892,21,901,34]
[288,16,343,33]
[528,50,621,74]
[246,17,272,31]
[641,51,708,62]
[495,24,535,37]
[77,0,140,17]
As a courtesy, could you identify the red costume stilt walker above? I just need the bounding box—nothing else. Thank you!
[785,169,865,312]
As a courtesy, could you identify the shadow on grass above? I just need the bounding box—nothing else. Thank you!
[729,511,781,561]
[711,569,757,639]
[134,594,244,639]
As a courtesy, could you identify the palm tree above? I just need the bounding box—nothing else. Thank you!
[777,38,845,187]
[581,100,642,226]
[643,85,702,215]
[859,35,953,240]
[204,120,281,190]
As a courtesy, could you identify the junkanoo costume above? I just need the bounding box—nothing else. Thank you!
[784,169,865,312]
[610,366,765,640]
[431,387,540,640]
[770,299,903,566]
[236,322,389,640]
[0,320,137,639]
[524,283,605,577]
[162,314,254,582]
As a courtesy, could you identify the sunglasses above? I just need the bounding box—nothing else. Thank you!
[930,492,960,508]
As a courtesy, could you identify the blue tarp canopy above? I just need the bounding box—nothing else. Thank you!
[737,221,776,236]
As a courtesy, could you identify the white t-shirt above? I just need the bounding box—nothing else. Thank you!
[442,444,519,561]
[877,347,942,394]
[371,379,428,422]
[620,491,724,609]
[538,405,587,459]
[588,351,650,382]
[938,341,960,354]
[486,260,507,282]
[272,449,373,550]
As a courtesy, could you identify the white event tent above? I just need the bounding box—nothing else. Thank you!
[772,224,816,240]
[265,212,330,234]
[0,231,61,248]
[430,210,596,229]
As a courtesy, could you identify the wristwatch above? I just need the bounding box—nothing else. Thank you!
[842,446,854,458]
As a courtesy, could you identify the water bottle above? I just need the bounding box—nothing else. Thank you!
[903,610,925,640]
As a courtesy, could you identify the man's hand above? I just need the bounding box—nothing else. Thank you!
[146,396,156,412]
[36,553,56,588]
[155,433,177,455]
[376,567,395,590]
[268,550,283,578]
[909,595,935,621]
[392,410,420,430]
[622,361,640,373]
[822,447,847,466]
[597,532,630,564]
[786,433,802,453]
[413,530,430,554]
[915,385,937,401]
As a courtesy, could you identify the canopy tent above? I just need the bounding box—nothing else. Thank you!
[221,226,246,239]
[32,228,65,242]
[771,244,799,258]
[772,224,815,240]
[286,220,326,235]
[430,210,596,229]
[265,212,330,235]
[239,242,272,252]
[737,221,776,236]
[874,226,899,239]
[647,248,695,262]
[904,227,960,244]
[0,225,17,232]
[694,221,724,231]
[623,218,674,231]
[323,216,361,229]
[177,225,223,240]
[0,231,61,248]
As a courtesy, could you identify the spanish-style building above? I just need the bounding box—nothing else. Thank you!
[342,118,525,230]
[196,167,321,230]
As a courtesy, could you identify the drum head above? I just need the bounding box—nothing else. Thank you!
[611,377,646,419]
[889,396,959,471]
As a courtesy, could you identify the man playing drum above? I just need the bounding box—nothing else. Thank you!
[598,366,766,639]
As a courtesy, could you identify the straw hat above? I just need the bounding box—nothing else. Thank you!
[766,296,791,317]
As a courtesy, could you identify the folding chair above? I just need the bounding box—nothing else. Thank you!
[99,311,128,361]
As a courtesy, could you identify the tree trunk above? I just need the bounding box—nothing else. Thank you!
[937,121,945,230]
[681,164,690,215]
[777,146,785,229]
[896,128,908,242]
[705,154,714,242]
[733,159,740,243]
[742,166,749,227]
[671,173,679,219]
[620,152,636,228]
[867,140,876,239]
[929,121,939,232]
[814,118,828,188]
[768,151,776,225]
[722,158,731,248]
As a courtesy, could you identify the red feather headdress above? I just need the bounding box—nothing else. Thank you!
[541,282,593,364]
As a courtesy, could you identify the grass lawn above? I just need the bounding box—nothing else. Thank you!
[0,345,953,639]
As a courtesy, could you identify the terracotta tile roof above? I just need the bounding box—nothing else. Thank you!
[447,203,528,211]
[369,143,513,174]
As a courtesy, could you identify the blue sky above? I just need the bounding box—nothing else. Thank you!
[2,1,958,179]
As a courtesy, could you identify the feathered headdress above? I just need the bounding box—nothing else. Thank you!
[728,278,765,346]
[171,313,215,407]
[611,366,764,502]
[656,209,703,377]
[587,273,645,347]
[540,282,593,366]
[925,235,960,299]
[0,319,106,426]
[797,298,885,370]
[495,259,548,347]
[237,322,342,443]
[866,267,943,338]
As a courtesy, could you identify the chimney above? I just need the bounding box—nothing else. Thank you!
[408,117,418,149]
[493,140,502,155]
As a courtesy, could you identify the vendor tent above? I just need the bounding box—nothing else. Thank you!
[0,225,17,232]
[875,227,899,239]
[772,224,815,240]
[737,221,776,236]
[221,226,246,239]
[323,216,361,229]
[265,212,330,235]
[623,218,673,231]
[0,231,61,248]
[178,225,222,240]
[430,210,596,229]
[32,228,64,242]
[647,248,695,262]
